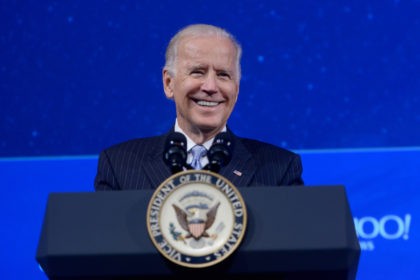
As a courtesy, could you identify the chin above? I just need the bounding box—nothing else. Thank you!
[195,122,223,133]
[188,114,227,133]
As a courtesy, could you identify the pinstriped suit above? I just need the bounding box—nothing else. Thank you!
[94,129,304,190]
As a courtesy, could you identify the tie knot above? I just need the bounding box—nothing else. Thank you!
[190,145,206,170]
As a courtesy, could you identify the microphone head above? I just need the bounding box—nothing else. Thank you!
[163,132,187,173]
[207,132,233,172]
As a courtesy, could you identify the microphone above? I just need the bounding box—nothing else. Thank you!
[205,132,233,173]
[163,132,188,174]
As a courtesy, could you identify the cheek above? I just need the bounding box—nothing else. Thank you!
[223,81,239,96]
[227,87,239,105]
[182,85,196,96]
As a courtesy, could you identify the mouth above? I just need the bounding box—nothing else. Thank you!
[192,98,222,107]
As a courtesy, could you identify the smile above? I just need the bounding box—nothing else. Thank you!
[194,100,221,107]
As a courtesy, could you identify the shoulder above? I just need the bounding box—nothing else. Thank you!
[235,136,304,186]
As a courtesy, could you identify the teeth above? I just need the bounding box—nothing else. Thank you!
[197,100,219,107]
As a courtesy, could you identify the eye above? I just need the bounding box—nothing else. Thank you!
[190,68,205,76]
[217,71,231,80]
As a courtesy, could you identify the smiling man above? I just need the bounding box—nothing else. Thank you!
[94,24,304,190]
[162,28,240,145]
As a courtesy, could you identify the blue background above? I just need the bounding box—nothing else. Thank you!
[0,0,419,279]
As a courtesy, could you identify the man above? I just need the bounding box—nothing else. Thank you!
[95,24,303,190]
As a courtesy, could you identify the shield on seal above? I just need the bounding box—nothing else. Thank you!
[188,222,206,238]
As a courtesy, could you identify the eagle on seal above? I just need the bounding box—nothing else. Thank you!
[173,202,220,240]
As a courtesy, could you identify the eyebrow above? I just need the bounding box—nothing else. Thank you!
[186,63,207,70]
[187,63,234,74]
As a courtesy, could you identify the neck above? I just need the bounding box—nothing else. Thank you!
[189,132,217,145]
[177,123,224,145]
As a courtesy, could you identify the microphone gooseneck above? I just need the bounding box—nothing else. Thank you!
[163,132,188,174]
[205,132,233,173]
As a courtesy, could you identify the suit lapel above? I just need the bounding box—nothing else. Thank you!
[141,129,256,188]
[219,131,256,187]
[142,133,172,188]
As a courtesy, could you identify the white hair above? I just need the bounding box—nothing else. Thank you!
[164,24,242,80]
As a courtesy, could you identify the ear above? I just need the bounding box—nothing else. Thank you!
[163,69,174,99]
[234,82,240,103]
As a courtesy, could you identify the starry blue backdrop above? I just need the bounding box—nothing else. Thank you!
[0,1,419,280]
[1,0,418,157]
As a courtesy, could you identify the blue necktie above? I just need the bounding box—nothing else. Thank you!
[190,145,206,170]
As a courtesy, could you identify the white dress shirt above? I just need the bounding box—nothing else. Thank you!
[174,119,226,168]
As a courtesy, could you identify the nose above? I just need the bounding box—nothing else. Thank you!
[201,73,218,94]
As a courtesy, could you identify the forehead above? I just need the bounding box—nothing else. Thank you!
[177,36,237,69]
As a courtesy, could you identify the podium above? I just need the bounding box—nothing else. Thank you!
[36,186,360,279]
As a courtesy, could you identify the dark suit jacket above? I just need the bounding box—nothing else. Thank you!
[94,130,304,190]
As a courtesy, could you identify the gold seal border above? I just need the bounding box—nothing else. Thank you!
[146,169,248,268]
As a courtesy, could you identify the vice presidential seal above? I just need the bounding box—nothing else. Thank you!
[146,170,247,268]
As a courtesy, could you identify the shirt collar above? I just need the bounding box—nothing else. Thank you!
[174,119,226,151]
